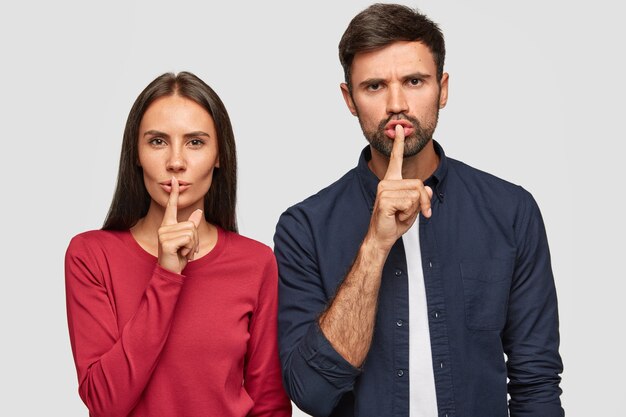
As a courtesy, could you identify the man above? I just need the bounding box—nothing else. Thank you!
[274,4,563,417]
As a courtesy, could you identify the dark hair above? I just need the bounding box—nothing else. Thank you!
[339,3,445,88]
[103,71,238,232]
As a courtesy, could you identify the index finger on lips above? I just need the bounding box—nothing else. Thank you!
[162,176,179,226]
[384,124,405,180]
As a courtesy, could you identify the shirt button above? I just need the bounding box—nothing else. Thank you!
[431,310,440,319]
[394,269,403,276]
[397,370,404,377]
[428,261,433,268]
[440,361,445,369]
[396,319,403,327]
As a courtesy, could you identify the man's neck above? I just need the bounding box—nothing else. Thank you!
[367,140,440,181]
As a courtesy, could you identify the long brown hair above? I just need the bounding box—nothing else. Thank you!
[103,72,237,232]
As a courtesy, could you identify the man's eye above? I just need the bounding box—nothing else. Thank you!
[409,78,421,86]
[368,83,381,91]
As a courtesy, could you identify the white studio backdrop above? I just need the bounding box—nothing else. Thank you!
[0,0,623,416]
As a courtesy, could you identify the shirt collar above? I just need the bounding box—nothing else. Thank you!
[356,140,449,209]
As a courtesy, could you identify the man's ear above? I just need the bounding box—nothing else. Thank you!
[439,72,449,109]
[340,83,358,116]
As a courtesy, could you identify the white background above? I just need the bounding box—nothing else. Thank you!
[1,0,623,415]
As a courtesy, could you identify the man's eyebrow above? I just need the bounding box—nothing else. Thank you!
[403,72,432,81]
[358,72,433,88]
[358,78,385,88]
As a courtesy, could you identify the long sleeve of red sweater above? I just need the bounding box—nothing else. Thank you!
[244,255,289,417]
[65,233,185,417]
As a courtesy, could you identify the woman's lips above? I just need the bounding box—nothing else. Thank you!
[159,181,191,193]
[384,120,414,138]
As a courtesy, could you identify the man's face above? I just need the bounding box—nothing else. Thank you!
[341,41,448,157]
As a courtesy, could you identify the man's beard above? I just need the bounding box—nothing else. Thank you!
[358,110,439,158]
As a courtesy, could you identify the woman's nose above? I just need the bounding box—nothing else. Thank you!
[166,149,186,172]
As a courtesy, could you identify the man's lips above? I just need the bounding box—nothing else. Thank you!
[159,180,191,193]
[384,120,414,138]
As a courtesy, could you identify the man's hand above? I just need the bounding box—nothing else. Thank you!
[366,124,433,252]
[157,177,203,274]
[318,125,434,367]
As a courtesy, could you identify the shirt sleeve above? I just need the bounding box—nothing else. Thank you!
[244,249,292,417]
[65,235,185,417]
[274,209,361,417]
[504,189,564,417]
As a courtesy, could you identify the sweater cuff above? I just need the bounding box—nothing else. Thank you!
[153,264,186,284]
[299,321,361,389]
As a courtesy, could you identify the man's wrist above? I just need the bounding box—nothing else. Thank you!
[360,233,392,267]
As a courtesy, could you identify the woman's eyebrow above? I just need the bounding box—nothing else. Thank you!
[143,130,169,137]
[184,131,211,138]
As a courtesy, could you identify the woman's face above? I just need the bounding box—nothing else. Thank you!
[138,94,219,214]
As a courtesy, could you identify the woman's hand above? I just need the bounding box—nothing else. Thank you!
[157,177,203,274]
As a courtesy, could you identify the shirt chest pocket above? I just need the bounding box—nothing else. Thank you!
[460,259,513,331]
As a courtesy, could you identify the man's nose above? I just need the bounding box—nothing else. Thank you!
[386,84,409,115]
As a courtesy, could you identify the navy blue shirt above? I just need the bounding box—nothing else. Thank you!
[274,142,563,417]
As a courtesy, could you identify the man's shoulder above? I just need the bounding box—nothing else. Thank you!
[274,164,373,244]
[447,156,532,201]
[282,167,362,218]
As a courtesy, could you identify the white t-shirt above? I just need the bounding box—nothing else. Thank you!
[403,219,438,417]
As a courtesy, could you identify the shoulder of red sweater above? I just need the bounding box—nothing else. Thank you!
[67,229,127,254]
[223,230,274,258]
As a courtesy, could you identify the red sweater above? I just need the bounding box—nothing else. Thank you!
[65,227,291,417]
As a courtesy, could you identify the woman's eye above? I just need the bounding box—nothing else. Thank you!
[149,138,165,146]
[188,138,207,148]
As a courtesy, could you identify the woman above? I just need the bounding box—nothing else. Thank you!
[65,72,291,417]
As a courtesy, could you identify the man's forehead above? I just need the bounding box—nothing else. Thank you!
[351,41,437,79]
